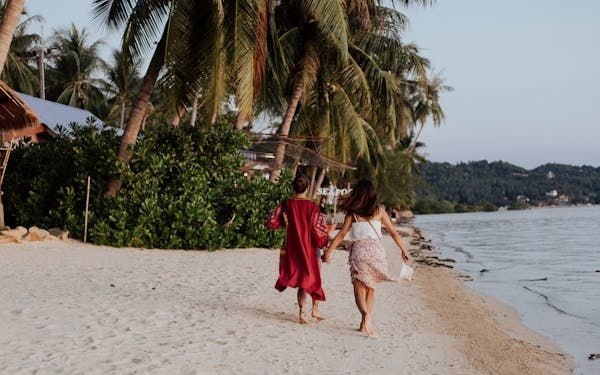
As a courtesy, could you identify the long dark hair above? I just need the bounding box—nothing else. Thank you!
[338,179,379,218]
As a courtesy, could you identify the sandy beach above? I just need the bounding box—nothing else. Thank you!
[0,228,572,375]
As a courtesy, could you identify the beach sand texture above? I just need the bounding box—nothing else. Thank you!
[0,231,572,375]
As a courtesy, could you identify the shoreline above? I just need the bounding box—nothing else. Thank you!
[0,228,574,374]
[407,224,574,374]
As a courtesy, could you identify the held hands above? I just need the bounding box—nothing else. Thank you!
[322,250,332,263]
[401,250,410,263]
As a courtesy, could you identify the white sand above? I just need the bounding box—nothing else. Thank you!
[0,233,571,374]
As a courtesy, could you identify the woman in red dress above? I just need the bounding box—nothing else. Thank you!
[267,174,330,324]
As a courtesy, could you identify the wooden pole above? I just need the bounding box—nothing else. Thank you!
[83,176,91,243]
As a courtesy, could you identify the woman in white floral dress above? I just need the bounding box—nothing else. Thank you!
[323,180,411,336]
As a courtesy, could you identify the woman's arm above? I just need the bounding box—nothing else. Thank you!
[322,214,353,263]
[381,210,411,262]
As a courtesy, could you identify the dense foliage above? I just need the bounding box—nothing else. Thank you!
[4,123,290,250]
[414,160,600,213]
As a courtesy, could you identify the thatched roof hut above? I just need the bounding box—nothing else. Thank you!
[0,80,104,143]
[0,80,43,142]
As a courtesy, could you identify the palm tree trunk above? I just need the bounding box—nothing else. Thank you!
[119,101,125,128]
[290,155,301,177]
[269,79,304,183]
[313,167,326,199]
[308,165,317,196]
[190,91,199,126]
[0,0,25,75]
[105,26,168,198]
[170,103,186,126]
[235,112,247,130]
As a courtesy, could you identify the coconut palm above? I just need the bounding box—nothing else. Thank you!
[0,2,42,95]
[93,0,275,196]
[266,0,436,182]
[46,23,108,114]
[410,72,452,142]
[0,0,25,75]
[378,132,428,209]
[105,49,141,128]
[264,0,349,182]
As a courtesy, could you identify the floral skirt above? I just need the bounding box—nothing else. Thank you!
[349,238,397,289]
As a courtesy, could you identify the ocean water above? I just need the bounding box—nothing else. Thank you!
[414,206,600,375]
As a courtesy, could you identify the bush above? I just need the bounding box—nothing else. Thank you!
[4,122,290,250]
[413,198,455,214]
[4,122,121,231]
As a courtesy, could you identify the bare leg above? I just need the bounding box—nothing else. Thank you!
[311,250,325,321]
[365,287,375,334]
[366,287,375,315]
[311,300,325,321]
[297,288,309,324]
[353,280,373,335]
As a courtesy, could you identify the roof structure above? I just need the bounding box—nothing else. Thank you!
[0,81,42,140]
[19,93,103,136]
[247,135,356,170]
[0,80,104,141]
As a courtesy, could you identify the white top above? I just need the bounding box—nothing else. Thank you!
[351,220,382,240]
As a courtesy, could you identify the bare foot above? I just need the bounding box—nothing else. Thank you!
[311,310,326,321]
[364,324,377,337]
[357,321,364,331]
[359,317,376,336]
[299,313,310,324]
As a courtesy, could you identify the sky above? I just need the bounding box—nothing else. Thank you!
[402,0,600,168]
[24,0,600,169]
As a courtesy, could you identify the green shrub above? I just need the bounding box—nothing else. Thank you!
[4,122,290,250]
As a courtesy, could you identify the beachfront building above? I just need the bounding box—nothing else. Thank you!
[242,134,355,184]
[0,81,103,143]
[0,80,103,228]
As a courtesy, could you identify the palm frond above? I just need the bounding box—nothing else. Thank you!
[302,0,349,62]
[120,0,169,59]
[223,0,261,123]
[92,0,136,30]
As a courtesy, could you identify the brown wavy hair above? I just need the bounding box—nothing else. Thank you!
[338,179,379,218]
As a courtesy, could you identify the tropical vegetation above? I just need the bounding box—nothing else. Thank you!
[4,122,289,249]
[414,161,600,214]
[0,0,450,248]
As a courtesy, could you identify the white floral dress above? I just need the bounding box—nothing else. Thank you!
[348,216,397,288]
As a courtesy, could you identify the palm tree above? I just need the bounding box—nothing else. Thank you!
[0,0,25,75]
[105,49,141,128]
[0,2,42,95]
[271,0,429,181]
[46,23,108,114]
[411,72,452,141]
[377,132,428,210]
[265,0,350,182]
[93,0,272,196]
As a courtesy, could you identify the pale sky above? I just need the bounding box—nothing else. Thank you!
[25,0,600,169]
[403,0,600,168]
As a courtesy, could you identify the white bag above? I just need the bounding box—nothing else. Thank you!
[399,262,414,281]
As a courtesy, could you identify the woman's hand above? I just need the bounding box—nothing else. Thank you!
[322,250,332,263]
[401,250,410,263]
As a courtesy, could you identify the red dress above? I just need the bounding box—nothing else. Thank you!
[267,198,329,300]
